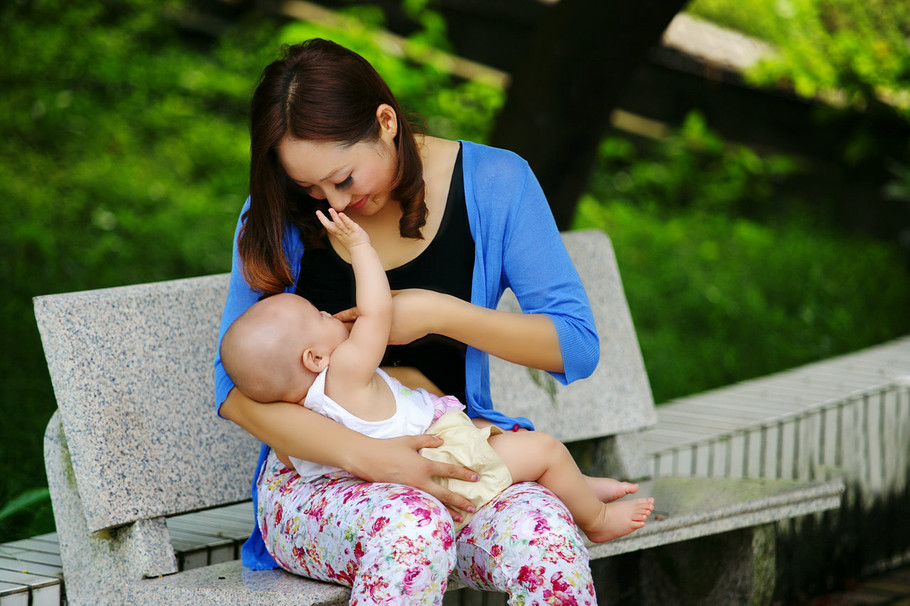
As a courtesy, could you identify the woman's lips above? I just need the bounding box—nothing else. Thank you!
[348,196,368,211]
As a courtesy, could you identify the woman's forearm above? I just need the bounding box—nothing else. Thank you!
[436,295,564,373]
[220,385,481,512]
[220,387,373,472]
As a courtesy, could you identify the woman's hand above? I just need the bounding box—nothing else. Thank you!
[334,288,446,345]
[348,433,479,520]
[224,387,478,518]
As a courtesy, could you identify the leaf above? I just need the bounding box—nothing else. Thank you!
[0,488,51,522]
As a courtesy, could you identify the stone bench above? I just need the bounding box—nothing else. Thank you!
[36,230,844,605]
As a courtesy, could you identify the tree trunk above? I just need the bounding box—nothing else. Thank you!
[490,0,690,229]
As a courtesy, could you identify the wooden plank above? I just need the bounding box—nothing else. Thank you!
[0,570,59,590]
[167,526,234,550]
[0,558,62,580]
[0,549,61,568]
[0,569,60,606]
[188,509,253,536]
[657,410,758,429]
[640,427,720,445]
[167,527,235,569]
[654,416,758,433]
[752,382,862,400]
[179,502,253,525]
[166,529,210,571]
[174,547,209,572]
[665,396,802,415]
[640,435,687,451]
[712,384,832,402]
[167,511,251,541]
[0,539,58,556]
[30,534,57,543]
[28,584,60,606]
[796,366,892,381]
[0,581,28,606]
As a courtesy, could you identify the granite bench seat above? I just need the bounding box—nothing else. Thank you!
[36,230,844,605]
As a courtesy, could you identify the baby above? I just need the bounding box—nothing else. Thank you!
[221,208,654,541]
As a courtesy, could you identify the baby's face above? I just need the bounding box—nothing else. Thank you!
[299,300,349,356]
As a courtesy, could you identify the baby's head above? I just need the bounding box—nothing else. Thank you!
[221,293,349,403]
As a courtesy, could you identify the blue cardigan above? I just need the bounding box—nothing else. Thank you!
[214,141,600,570]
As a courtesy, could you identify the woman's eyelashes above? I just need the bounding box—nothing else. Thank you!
[292,175,351,197]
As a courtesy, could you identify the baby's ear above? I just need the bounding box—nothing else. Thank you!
[302,348,329,373]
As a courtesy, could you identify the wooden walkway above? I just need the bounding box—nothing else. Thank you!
[641,335,910,458]
[2,335,909,605]
[0,501,255,606]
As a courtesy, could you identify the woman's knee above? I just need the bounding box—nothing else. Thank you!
[360,485,458,567]
[353,485,458,601]
[455,483,594,600]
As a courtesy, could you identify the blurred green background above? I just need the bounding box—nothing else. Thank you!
[1,0,908,543]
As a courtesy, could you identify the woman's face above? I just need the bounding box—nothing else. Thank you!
[277,105,399,217]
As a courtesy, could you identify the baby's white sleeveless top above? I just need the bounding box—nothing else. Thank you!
[290,368,437,481]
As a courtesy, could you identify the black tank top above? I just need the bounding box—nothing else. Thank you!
[296,146,473,402]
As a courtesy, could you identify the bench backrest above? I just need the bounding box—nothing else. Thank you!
[490,230,656,441]
[34,229,655,534]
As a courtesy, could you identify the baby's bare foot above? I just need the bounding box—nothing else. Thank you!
[585,476,640,502]
[581,497,655,543]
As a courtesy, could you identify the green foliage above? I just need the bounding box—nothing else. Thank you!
[688,0,910,119]
[0,488,53,544]
[685,0,789,43]
[0,488,50,523]
[0,0,270,544]
[576,115,910,402]
[589,112,800,220]
[576,196,910,402]
[0,0,503,545]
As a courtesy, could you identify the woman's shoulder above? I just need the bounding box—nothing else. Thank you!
[460,140,527,167]
[459,141,533,190]
[422,136,529,171]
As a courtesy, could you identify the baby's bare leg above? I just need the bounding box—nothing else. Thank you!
[585,476,639,502]
[485,428,654,543]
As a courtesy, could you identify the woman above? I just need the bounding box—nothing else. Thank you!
[215,38,601,604]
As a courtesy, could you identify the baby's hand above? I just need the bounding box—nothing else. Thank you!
[316,208,371,249]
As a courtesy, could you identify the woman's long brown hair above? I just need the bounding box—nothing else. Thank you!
[242,39,427,295]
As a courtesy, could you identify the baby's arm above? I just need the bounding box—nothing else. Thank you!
[316,209,392,388]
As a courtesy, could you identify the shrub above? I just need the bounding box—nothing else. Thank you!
[576,117,910,402]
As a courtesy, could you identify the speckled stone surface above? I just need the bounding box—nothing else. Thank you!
[639,525,777,605]
[129,561,350,605]
[490,230,658,442]
[34,274,259,534]
[44,411,178,606]
[587,476,845,559]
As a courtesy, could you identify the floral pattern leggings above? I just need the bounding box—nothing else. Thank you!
[257,450,596,605]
